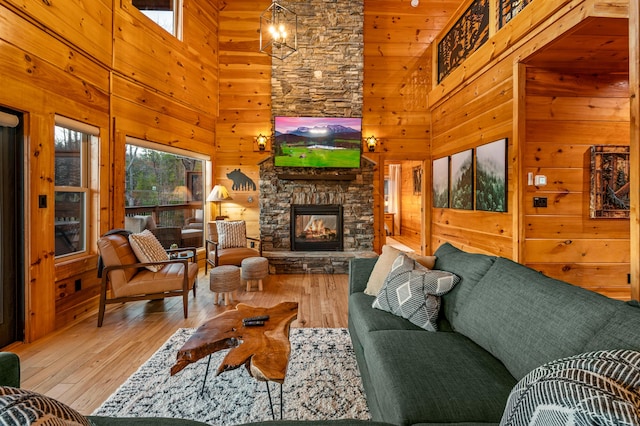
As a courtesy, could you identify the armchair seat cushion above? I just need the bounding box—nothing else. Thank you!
[211,247,260,266]
[114,262,198,298]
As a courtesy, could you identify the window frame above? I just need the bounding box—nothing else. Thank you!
[130,0,183,40]
[54,116,99,260]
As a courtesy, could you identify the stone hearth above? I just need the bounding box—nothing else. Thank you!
[259,158,375,273]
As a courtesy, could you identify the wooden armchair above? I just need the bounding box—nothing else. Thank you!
[96,231,199,327]
[205,220,262,273]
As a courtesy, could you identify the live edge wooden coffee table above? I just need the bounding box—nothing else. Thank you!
[170,302,298,419]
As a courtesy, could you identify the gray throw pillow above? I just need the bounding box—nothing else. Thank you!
[500,349,640,426]
[372,253,460,331]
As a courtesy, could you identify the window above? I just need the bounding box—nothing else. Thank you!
[125,140,207,248]
[132,0,181,38]
[54,117,98,258]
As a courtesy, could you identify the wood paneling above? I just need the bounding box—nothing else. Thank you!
[2,0,113,66]
[215,0,271,232]
[0,0,219,341]
[524,67,630,298]
[631,0,640,301]
[429,0,633,299]
[113,1,219,114]
[364,1,462,252]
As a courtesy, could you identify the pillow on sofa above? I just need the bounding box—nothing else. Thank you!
[216,220,247,249]
[372,253,459,331]
[500,349,640,426]
[364,245,436,296]
[0,386,90,425]
[129,229,169,272]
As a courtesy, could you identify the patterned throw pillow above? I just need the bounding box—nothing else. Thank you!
[500,349,640,426]
[216,221,247,249]
[0,386,89,425]
[372,253,460,331]
[364,245,437,296]
[128,229,169,272]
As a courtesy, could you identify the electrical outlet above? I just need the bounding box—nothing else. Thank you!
[533,197,547,208]
[38,194,47,208]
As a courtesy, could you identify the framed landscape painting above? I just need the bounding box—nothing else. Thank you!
[432,157,449,208]
[475,138,507,212]
[450,149,473,210]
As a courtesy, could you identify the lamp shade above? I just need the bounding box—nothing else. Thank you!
[206,185,233,202]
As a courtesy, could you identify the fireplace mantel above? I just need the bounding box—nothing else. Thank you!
[277,173,356,181]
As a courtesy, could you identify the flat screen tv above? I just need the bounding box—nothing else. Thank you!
[273,116,362,168]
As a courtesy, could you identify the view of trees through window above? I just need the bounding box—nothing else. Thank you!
[125,144,204,238]
[54,125,91,258]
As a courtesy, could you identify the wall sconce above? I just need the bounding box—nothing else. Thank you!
[254,133,270,152]
[365,136,378,152]
[260,1,298,60]
[256,134,268,151]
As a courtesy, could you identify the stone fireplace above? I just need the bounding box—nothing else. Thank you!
[258,0,370,273]
[258,158,375,273]
[291,204,343,251]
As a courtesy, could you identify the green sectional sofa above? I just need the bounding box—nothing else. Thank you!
[348,242,640,426]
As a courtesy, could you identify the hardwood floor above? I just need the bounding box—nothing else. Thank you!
[4,271,350,415]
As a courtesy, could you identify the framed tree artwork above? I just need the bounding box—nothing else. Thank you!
[413,166,423,195]
[475,138,507,212]
[450,149,473,210]
[432,157,449,208]
[590,145,630,218]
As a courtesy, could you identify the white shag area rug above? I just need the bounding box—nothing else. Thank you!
[93,328,370,425]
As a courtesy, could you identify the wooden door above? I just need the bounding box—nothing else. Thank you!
[0,111,24,347]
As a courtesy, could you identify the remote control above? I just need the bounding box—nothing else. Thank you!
[243,320,265,326]
[243,315,269,322]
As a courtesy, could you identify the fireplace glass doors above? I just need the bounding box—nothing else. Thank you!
[291,204,343,251]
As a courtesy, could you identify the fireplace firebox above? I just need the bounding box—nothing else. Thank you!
[291,204,343,251]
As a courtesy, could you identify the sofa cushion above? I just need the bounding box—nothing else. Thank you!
[582,300,640,352]
[349,257,379,295]
[455,257,619,380]
[361,330,516,425]
[118,262,198,298]
[350,292,425,335]
[500,349,640,426]
[364,245,436,296]
[433,243,496,325]
[0,386,89,425]
[372,254,459,331]
[216,220,247,249]
[129,229,169,272]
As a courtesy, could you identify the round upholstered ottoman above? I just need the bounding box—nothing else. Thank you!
[209,265,240,305]
[241,257,269,292]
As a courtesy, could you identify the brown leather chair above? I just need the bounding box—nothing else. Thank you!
[205,220,261,273]
[96,231,199,327]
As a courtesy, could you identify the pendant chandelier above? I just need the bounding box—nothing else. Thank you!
[260,1,298,60]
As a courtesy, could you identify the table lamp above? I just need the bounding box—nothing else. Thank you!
[207,184,233,219]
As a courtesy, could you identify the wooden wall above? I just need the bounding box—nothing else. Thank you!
[523,67,630,298]
[213,0,461,248]
[0,0,219,341]
[429,0,634,299]
[215,0,272,237]
[364,0,461,252]
[400,160,423,241]
[631,0,640,301]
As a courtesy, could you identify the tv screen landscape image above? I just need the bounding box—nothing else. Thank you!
[274,116,362,168]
